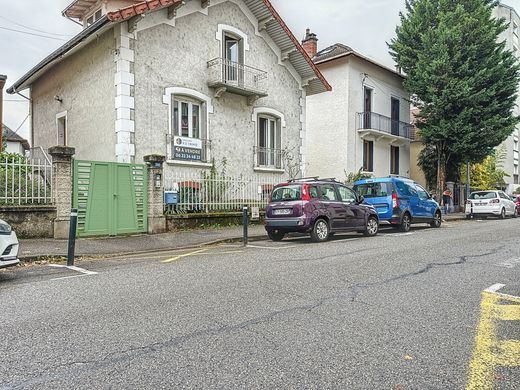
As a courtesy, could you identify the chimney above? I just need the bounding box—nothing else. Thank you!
[302,28,318,59]
[0,75,6,152]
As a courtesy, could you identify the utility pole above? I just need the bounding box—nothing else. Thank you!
[466,161,471,201]
[0,75,6,153]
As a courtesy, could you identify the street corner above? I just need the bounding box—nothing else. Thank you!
[466,284,520,390]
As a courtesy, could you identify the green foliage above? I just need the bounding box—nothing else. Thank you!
[344,167,372,184]
[515,186,520,194]
[389,0,520,185]
[460,145,509,189]
[418,145,461,188]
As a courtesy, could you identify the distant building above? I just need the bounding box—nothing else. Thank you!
[302,30,412,180]
[2,124,30,155]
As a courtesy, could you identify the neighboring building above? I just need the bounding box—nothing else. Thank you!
[2,124,30,155]
[494,2,520,192]
[7,0,330,178]
[303,30,412,181]
[408,108,427,188]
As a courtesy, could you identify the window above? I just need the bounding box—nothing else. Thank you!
[56,112,67,146]
[415,184,430,200]
[391,98,400,135]
[395,181,417,197]
[337,186,357,203]
[390,146,400,175]
[86,9,103,26]
[319,184,338,201]
[172,96,203,139]
[363,140,374,172]
[354,182,393,198]
[223,33,244,83]
[257,115,281,168]
[363,87,373,128]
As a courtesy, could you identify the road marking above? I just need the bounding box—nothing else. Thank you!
[47,264,98,275]
[246,244,297,250]
[161,248,208,263]
[466,284,520,390]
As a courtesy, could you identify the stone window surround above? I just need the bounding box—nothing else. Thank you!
[252,107,286,173]
[163,87,214,167]
[216,24,250,55]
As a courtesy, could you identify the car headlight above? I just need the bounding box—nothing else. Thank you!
[0,222,12,235]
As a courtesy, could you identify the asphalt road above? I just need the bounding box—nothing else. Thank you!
[1,218,519,389]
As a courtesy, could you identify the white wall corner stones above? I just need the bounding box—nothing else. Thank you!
[114,23,136,163]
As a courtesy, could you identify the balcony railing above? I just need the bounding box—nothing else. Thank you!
[170,139,211,163]
[254,147,283,169]
[357,112,413,140]
[207,58,268,97]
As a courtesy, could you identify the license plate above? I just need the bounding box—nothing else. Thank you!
[475,202,487,206]
[273,209,292,215]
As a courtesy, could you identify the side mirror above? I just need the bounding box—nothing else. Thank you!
[358,195,365,204]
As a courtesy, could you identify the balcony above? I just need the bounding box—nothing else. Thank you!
[357,112,414,142]
[207,58,268,101]
[254,147,283,170]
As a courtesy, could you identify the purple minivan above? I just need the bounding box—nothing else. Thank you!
[265,178,379,242]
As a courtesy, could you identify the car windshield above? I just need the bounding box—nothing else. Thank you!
[271,185,302,201]
[353,182,393,198]
[469,191,497,200]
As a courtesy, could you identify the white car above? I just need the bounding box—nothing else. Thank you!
[465,190,518,219]
[0,219,20,269]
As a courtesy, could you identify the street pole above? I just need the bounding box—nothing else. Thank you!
[67,208,78,266]
[466,161,470,201]
[0,75,6,153]
[242,205,249,247]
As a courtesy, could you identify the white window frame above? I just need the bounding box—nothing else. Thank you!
[252,107,286,170]
[172,97,202,139]
[56,111,68,146]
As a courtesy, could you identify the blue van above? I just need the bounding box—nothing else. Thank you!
[353,177,442,232]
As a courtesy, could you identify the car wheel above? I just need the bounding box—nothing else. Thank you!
[311,219,330,242]
[499,208,506,219]
[267,230,285,241]
[364,216,379,237]
[430,211,442,228]
[399,213,411,232]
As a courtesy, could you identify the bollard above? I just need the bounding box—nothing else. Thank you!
[242,205,249,246]
[67,208,78,266]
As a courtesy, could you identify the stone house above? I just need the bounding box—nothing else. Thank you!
[7,0,330,178]
[302,30,412,181]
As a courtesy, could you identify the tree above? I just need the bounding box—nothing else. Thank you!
[460,145,509,189]
[389,0,520,194]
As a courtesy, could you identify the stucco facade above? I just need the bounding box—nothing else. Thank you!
[306,51,411,181]
[23,0,322,180]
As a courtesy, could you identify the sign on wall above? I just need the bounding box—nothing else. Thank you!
[173,136,202,161]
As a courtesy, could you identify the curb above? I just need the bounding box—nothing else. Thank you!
[18,233,269,264]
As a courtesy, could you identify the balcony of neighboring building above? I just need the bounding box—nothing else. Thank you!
[357,112,414,142]
[207,58,268,101]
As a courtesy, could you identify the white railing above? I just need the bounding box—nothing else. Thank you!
[0,155,53,205]
[163,172,284,214]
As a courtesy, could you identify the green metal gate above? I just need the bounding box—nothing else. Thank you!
[73,160,148,236]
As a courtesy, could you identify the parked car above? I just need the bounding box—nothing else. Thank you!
[353,177,442,232]
[264,178,379,242]
[465,190,517,219]
[0,219,20,269]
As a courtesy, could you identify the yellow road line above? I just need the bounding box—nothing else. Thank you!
[466,290,520,390]
[161,248,209,263]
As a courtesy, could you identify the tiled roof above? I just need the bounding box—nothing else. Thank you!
[2,124,30,150]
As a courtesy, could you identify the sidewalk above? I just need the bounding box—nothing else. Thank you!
[18,225,268,261]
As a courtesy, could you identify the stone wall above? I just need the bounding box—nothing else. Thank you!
[0,206,56,238]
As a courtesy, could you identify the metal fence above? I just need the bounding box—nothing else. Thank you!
[0,154,53,205]
[357,111,413,139]
[163,172,283,214]
[207,57,268,95]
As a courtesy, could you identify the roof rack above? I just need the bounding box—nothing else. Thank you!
[287,177,339,183]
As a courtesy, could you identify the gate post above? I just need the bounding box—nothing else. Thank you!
[48,146,76,239]
[144,154,166,234]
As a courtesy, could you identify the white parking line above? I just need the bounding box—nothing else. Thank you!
[246,244,298,250]
[484,283,506,293]
[48,264,98,275]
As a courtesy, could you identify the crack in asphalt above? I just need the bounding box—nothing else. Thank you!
[2,247,504,389]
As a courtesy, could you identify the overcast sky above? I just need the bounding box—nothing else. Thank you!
[1,0,519,141]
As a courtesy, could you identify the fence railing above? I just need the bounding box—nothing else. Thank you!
[163,172,283,214]
[357,111,413,140]
[207,57,268,95]
[254,147,283,169]
[0,154,53,205]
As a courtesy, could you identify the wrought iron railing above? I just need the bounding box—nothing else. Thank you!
[207,57,268,94]
[254,147,283,169]
[357,112,413,139]
[163,172,282,214]
[0,154,53,205]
